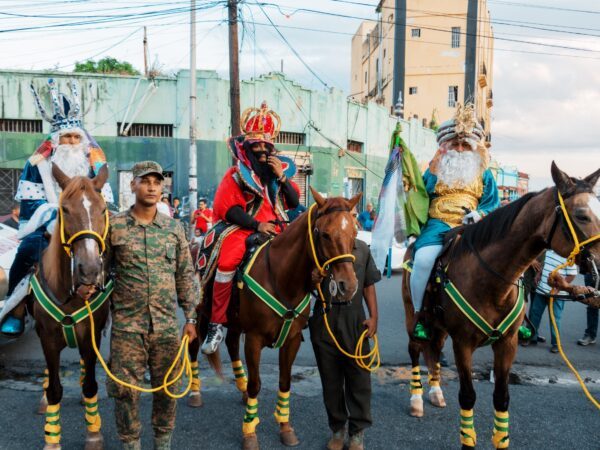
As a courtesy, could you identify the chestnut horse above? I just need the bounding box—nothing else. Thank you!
[188,189,361,450]
[402,162,600,449]
[31,164,111,450]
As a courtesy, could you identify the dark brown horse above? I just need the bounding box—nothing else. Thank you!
[188,188,361,450]
[402,162,600,449]
[31,164,111,450]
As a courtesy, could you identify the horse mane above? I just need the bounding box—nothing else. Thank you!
[448,190,544,259]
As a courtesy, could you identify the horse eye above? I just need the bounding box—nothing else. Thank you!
[575,213,591,223]
[322,232,331,241]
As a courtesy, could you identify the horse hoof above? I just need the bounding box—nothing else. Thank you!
[187,393,204,408]
[279,425,300,447]
[410,397,424,417]
[241,390,249,405]
[37,396,48,415]
[84,432,104,450]
[429,390,447,408]
[242,433,259,450]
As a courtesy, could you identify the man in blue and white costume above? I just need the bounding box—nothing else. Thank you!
[0,78,113,336]
[411,104,499,340]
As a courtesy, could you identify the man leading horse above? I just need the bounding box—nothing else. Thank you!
[199,101,300,354]
[411,104,499,340]
[0,78,113,336]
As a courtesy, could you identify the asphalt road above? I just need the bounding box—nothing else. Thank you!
[0,274,599,449]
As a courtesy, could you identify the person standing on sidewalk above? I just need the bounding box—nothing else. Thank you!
[309,238,380,450]
[577,273,598,346]
[107,161,198,450]
[528,249,578,353]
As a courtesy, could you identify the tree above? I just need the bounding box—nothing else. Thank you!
[74,57,140,76]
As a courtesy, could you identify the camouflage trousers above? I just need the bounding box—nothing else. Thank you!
[107,329,181,443]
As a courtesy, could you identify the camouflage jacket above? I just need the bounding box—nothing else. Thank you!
[109,209,198,335]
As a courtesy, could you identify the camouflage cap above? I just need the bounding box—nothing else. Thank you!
[132,161,164,180]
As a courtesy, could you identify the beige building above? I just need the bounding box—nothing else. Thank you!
[350,0,494,142]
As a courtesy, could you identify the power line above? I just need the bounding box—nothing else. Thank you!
[488,0,600,15]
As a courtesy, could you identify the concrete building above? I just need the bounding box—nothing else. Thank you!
[0,69,437,215]
[350,0,494,140]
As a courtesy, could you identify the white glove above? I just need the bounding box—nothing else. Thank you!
[462,210,482,224]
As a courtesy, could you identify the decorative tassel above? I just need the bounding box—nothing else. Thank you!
[492,410,509,449]
[242,398,260,435]
[273,390,290,423]
[190,361,201,393]
[45,403,61,445]
[410,366,423,395]
[232,360,247,393]
[84,395,102,433]
[459,408,477,447]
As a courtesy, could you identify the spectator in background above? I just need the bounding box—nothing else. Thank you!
[577,273,598,346]
[501,191,510,206]
[358,203,373,231]
[193,198,213,235]
[2,203,20,229]
[157,196,172,217]
[528,249,578,353]
[172,197,181,220]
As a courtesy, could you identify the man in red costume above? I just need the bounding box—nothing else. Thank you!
[200,101,300,354]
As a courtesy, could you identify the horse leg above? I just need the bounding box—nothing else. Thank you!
[453,342,477,450]
[408,339,424,417]
[275,334,301,447]
[41,339,63,450]
[187,331,203,408]
[80,347,104,450]
[425,331,447,408]
[242,333,263,450]
[491,337,517,449]
[38,367,49,415]
[226,329,248,403]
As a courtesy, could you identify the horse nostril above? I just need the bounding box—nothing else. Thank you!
[338,280,347,295]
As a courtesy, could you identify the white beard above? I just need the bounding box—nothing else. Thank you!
[437,150,482,188]
[50,144,89,192]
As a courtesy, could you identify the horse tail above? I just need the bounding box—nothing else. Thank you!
[402,244,416,335]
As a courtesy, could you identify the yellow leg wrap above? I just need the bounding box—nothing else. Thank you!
[492,410,510,449]
[45,403,61,445]
[232,360,248,393]
[428,362,441,387]
[79,359,86,387]
[84,395,102,433]
[459,408,477,447]
[410,366,423,395]
[190,361,202,392]
[243,397,260,435]
[273,390,290,423]
[42,368,49,391]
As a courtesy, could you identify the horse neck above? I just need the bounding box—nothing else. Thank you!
[41,226,71,300]
[269,212,315,301]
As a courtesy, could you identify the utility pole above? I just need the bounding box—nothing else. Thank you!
[143,26,148,77]
[188,0,198,229]
[228,0,241,138]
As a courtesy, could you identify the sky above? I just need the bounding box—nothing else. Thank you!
[0,0,599,190]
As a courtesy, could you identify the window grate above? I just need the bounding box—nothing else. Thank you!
[118,122,173,138]
[451,27,461,48]
[409,87,418,95]
[0,119,42,133]
[275,131,306,145]
[411,28,421,38]
[347,140,363,153]
[0,169,22,214]
[448,86,458,107]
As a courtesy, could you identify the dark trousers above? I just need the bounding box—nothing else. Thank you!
[7,230,48,296]
[311,339,372,435]
[584,274,598,339]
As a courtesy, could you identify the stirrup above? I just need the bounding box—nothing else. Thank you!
[0,315,24,337]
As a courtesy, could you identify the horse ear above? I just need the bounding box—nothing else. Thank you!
[52,163,71,190]
[93,164,109,191]
[583,167,600,188]
[310,186,326,207]
[348,192,363,209]
[551,161,575,194]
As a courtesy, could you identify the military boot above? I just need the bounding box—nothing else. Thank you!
[154,432,173,450]
[122,440,141,450]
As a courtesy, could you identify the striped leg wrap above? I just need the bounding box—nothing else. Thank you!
[242,397,260,435]
[428,362,441,388]
[84,395,102,433]
[410,366,423,395]
[273,390,290,423]
[460,408,477,447]
[79,359,86,387]
[42,368,49,402]
[492,410,510,449]
[45,403,61,445]
[232,360,247,393]
[190,361,201,393]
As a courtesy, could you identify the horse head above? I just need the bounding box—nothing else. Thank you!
[549,161,600,277]
[309,187,361,302]
[52,163,109,298]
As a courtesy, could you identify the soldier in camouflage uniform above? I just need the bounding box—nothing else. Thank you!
[107,161,198,450]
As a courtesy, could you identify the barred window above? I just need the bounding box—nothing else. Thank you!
[118,122,173,137]
[347,140,363,153]
[451,27,461,48]
[411,28,421,38]
[448,86,458,107]
[275,131,305,145]
[0,119,42,133]
[409,86,418,95]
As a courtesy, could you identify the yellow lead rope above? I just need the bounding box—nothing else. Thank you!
[548,192,600,410]
[308,204,381,372]
[85,301,193,399]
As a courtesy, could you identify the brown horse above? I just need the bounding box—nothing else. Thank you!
[402,162,600,449]
[31,164,111,450]
[188,188,360,450]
